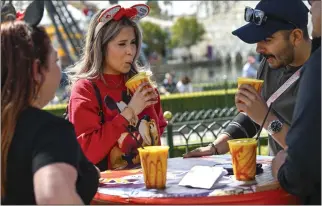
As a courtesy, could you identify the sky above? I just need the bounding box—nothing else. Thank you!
[89,1,199,16]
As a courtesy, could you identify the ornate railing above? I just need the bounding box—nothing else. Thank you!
[162,107,268,157]
[169,107,239,124]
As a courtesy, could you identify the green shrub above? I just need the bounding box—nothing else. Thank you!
[160,89,236,113]
[44,89,237,117]
[44,104,67,117]
[193,82,238,91]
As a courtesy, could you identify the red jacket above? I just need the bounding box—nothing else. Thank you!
[68,74,167,170]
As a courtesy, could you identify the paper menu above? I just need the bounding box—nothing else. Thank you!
[178,166,228,189]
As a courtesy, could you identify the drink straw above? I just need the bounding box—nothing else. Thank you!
[255,103,273,140]
[123,124,145,149]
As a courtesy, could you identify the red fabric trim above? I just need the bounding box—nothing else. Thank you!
[92,189,300,205]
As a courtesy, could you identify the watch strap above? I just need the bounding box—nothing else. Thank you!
[208,143,220,155]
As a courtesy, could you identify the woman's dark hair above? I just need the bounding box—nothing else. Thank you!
[181,76,191,85]
[1,20,51,197]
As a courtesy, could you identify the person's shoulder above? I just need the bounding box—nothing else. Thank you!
[19,107,74,135]
[242,62,249,69]
[310,46,321,61]
[302,47,321,77]
[36,109,76,140]
[70,78,95,99]
[22,106,61,120]
[29,107,71,123]
[72,78,92,91]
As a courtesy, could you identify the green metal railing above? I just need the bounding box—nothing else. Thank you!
[162,107,268,157]
[169,107,238,123]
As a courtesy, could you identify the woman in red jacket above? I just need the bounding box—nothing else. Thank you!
[66,4,167,171]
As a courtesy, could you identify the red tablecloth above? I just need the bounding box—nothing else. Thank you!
[92,155,300,205]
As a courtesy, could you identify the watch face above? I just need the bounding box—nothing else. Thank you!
[270,120,282,133]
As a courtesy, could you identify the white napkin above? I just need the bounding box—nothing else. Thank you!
[179,166,228,189]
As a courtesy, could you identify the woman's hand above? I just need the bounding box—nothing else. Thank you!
[183,145,214,158]
[128,82,158,115]
[235,84,269,125]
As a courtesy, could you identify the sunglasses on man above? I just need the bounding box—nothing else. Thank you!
[244,6,298,28]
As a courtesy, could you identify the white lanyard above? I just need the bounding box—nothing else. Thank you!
[266,67,302,107]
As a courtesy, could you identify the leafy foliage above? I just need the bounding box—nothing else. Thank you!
[170,16,205,49]
[139,21,169,56]
[146,1,162,17]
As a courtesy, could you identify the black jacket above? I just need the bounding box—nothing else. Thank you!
[277,40,321,205]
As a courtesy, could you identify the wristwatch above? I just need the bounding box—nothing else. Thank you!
[267,119,283,135]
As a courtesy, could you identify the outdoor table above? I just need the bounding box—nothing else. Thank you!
[92,155,300,205]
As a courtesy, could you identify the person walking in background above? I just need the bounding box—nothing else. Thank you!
[242,55,258,78]
[176,76,193,93]
[162,72,177,93]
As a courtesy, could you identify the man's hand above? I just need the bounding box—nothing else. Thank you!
[235,84,269,125]
[272,150,287,179]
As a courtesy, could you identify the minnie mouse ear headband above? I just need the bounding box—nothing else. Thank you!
[1,0,44,27]
[94,4,150,38]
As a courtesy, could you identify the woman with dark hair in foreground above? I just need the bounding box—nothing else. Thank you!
[1,3,99,204]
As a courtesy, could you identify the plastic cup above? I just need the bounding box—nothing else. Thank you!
[227,138,257,181]
[125,71,151,94]
[237,77,264,93]
[237,78,264,112]
[138,146,169,189]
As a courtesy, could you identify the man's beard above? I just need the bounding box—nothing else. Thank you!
[262,43,295,69]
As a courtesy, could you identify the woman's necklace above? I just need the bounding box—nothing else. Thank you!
[103,75,131,96]
[104,75,125,89]
[105,79,123,89]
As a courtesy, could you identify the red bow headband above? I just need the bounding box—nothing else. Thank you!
[94,4,150,38]
[16,10,25,20]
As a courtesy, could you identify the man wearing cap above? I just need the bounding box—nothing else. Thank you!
[272,0,321,204]
[184,0,311,157]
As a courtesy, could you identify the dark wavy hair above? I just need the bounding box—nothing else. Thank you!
[1,20,50,197]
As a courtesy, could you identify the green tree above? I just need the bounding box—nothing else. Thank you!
[140,21,168,56]
[195,2,237,16]
[162,1,173,19]
[146,1,162,18]
[170,16,205,53]
[163,1,172,7]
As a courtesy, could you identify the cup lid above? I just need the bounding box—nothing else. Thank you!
[125,71,150,85]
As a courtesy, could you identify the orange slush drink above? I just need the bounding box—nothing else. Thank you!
[138,146,169,189]
[237,77,264,93]
[125,71,151,94]
[237,78,264,112]
[227,138,257,181]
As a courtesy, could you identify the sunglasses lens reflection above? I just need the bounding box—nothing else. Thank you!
[244,8,253,22]
[253,10,264,25]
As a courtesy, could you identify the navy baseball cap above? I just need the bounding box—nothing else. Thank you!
[232,0,309,44]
